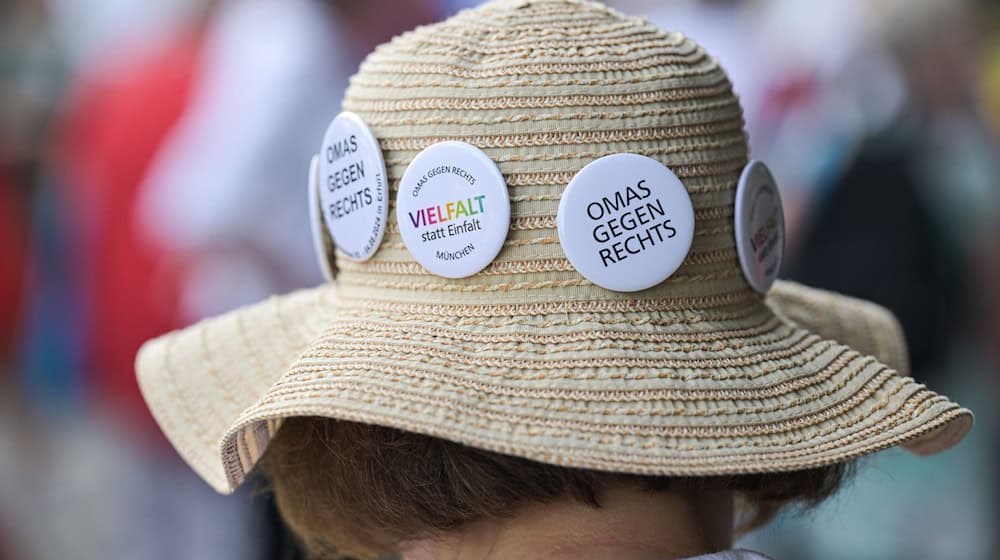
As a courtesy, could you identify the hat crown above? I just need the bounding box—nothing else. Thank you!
[335,0,750,313]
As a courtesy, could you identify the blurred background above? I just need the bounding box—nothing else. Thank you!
[0,0,997,558]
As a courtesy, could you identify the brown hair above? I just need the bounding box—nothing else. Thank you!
[263,417,852,560]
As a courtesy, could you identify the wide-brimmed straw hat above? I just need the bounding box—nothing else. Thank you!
[136,0,972,495]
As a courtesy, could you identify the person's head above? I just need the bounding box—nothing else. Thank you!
[263,418,851,559]
[135,1,972,559]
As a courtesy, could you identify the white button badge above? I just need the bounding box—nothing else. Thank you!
[396,141,511,278]
[318,112,389,261]
[308,154,336,281]
[734,160,785,293]
[558,154,695,292]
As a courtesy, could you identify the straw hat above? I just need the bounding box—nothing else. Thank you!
[136,0,972,494]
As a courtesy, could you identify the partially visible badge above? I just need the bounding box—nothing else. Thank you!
[318,112,389,261]
[734,160,784,293]
[308,154,335,281]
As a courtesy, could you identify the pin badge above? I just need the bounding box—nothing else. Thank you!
[734,160,784,293]
[557,153,695,292]
[396,141,511,279]
[318,112,389,261]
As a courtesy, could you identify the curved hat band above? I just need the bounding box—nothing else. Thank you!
[137,0,971,494]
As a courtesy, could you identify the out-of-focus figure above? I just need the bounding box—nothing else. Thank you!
[789,0,999,380]
[0,157,28,365]
[0,1,72,558]
[0,0,64,366]
[3,0,443,559]
[136,0,345,321]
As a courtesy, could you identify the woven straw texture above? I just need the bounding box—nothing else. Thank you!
[136,0,971,494]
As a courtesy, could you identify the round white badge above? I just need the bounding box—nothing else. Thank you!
[308,154,336,281]
[734,160,785,293]
[318,112,388,261]
[396,141,511,278]
[558,154,695,292]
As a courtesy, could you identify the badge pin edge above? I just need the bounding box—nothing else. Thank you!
[734,159,785,294]
[308,154,336,282]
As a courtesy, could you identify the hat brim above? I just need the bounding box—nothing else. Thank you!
[137,281,972,494]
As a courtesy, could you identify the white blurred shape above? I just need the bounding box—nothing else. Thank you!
[44,0,200,69]
[138,0,349,319]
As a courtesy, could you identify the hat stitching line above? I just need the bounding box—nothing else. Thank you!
[276,347,855,405]
[446,12,625,30]
[511,158,746,184]
[339,257,578,276]
[321,309,777,342]
[299,347,849,381]
[232,308,276,407]
[310,332,794,361]
[261,381,878,445]
[497,162,742,186]
[340,276,588,292]
[338,249,738,275]
[273,294,305,353]
[407,13,657,31]
[367,114,742,137]
[433,19,656,35]
[381,139,745,165]
[240,370,910,444]
[452,1,625,19]
[332,299,764,326]
[344,80,732,113]
[159,333,216,468]
[312,319,794,356]
[361,52,713,79]
[232,391,954,467]
[369,39,705,63]
[291,345,833,388]
[298,329,821,372]
[349,64,725,88]
[359,101,739,128]
[382,22,683,41]
[326,308,764,330]
[200,316,263,475]
[337,268,741,293]
[333,292,756,316]
[404,19,674,36]
[194,325,243,436]
[263,360,888,431]
[141,342,229,487]
[302,335,820,380]
[291,339,830,382]
[370,45,704,71]
[375,236,557,250]
[363,26,709,64]
[377,119,744,150]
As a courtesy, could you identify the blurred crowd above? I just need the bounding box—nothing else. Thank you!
[0,0,998,559]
